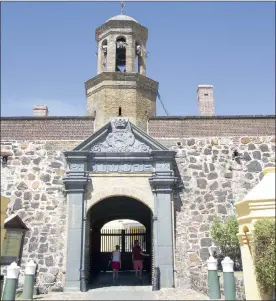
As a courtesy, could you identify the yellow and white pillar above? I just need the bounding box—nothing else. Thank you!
[235,167,275,300]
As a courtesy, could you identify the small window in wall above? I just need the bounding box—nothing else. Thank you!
[204,93,209,96]
[118,107,122,116]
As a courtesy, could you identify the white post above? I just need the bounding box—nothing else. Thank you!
[2,262,20,301]
[207,256,218,270]
[207,256,221,299]
[6,262,20,279]
[25,260,36,275]
[221,257,234,273]
[222,257,236,300]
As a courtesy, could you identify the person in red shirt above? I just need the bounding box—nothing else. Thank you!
[132,240,150,283]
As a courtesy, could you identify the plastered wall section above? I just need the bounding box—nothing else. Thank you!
[86,174,154,212]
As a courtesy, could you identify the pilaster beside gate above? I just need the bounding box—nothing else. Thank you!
[63,153,90,292]
[149,157,177,289]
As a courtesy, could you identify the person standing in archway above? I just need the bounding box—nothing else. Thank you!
[132,240,150,284]
[111,245,121,285]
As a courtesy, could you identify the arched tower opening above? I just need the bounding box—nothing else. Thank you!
[86,196,153,288]
[116,37,127,72]
[101,39,108,72]
[135,42,141,73]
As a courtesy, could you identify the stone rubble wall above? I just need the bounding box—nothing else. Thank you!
[160,136,275,293]
[0,135,275,296]
[0,140,78,293]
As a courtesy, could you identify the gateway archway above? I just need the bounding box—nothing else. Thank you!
[86,196,153,286]
[63,117,177,292]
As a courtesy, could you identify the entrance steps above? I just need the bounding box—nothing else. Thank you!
[38,272,209,300]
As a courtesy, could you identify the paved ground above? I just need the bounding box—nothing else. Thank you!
[37,288,209,300]
[37,272,209,300]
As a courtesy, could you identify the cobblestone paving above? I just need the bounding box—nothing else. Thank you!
[38,288,209,300]
[37,272,209,300]
[155,288,209,300]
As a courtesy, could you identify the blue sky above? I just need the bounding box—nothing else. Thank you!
[1,2,275,117]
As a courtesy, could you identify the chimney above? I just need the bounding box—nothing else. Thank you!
[197,85,215,116]
[33,105,48,117]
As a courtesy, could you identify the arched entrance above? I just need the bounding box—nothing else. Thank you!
[63,117,177,292]
[86,196,153,287]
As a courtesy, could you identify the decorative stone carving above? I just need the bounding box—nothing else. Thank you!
[156,162,170,171]
[70,163,83,171]
[90,162,152,173]
[91,118,150,153]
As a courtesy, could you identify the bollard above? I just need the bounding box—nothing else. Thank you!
[207,256,221,299]
[22,260,37,300]
[222,256,236,300]
[2,262,20,301]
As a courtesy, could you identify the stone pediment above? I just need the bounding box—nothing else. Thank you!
[73,117,168,153]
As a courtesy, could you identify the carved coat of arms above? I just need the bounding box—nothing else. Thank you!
[91,118,150,153]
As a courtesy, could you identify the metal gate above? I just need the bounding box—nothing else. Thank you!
[100,227,150,272]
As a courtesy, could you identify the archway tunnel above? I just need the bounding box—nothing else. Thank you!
[86,196,153,286]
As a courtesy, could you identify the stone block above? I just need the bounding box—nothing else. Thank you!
[241,137,251,144]
[247,160,262,172]
[188,252,202,267]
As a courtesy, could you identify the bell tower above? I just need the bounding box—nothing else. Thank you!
[85,12,159,131]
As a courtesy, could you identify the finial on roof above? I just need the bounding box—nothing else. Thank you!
[120,1,125,15]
